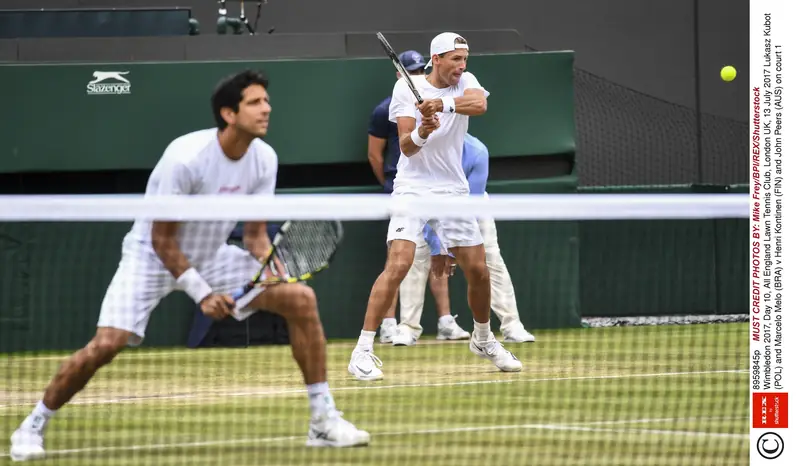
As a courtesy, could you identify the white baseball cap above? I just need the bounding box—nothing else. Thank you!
[425,32,469,68]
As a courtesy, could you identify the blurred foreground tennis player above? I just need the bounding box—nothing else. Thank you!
[349,32,523,381]
[10,70,368,462]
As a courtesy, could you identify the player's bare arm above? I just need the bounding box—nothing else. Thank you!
[418,89,487,117]
[242,221,271,259]
[151,221,232,319]
[367,135,387,184]
[151,221,192,279]
[397,116,439,157]
[243,221,287,278]
[397,116,421,156]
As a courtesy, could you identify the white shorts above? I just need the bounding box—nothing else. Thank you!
[97,238,264,346]
[411,218,498,253]
[387,192,483,252]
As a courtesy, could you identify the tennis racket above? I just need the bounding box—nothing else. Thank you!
[376,32,424,104]
[231,220,344,302]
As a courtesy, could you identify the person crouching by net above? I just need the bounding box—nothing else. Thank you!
[348,32,523,382]
[392,133,537,347]
[366,48,472,344]
[9,70,369,462]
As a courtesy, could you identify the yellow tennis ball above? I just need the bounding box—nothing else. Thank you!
[720,66,737,82]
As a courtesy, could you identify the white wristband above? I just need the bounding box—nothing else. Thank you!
[410,127,428,147]
[176,268,213,304]
[441,96,456,114]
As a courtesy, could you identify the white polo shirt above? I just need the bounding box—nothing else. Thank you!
[125,128,278,266]
[388,71,489,194]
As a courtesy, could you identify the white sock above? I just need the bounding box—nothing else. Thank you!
[474,320,492,342]
[23,400,56,432]
[307,382,337,419]
[357,330,375,352]
[382,318,397,327]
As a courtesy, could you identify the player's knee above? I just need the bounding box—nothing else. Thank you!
[385,258,412,283]
[463,261,490,285]
[85,335,126,366]
[288,284,318,317]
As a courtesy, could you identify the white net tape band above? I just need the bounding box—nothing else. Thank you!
[0,193,748,222]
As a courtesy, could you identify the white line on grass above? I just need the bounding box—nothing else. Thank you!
[0,420,749,459]
[2,340,472,362]
[2,326,743,362]
[0,434,305,458]
[574,415,749,426]
[0,369,745,410]
[411,423,749,440]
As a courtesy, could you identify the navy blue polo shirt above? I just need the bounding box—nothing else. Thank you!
[368,96,401,189]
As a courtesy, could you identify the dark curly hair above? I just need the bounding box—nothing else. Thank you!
[211,69,269,130]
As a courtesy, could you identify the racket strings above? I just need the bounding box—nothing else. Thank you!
[276,221,341,278]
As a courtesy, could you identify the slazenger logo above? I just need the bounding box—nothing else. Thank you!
[86,71,131,95]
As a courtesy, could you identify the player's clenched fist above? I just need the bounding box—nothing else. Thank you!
[418,115,440,138]
[200,294,235,320]
[417,99,441,117]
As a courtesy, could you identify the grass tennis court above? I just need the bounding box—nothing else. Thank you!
[2,323,748,465]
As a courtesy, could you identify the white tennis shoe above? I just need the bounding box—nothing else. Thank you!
[307,411,370,448]
[469,333,523,372]
[348,349,384,381]
[391,326,418,346]
[503,322,536,343]
[379,320,398,344]
[10,427,46,462]
[436,315,470,340]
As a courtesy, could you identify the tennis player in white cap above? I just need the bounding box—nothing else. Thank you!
[348,32,523,381]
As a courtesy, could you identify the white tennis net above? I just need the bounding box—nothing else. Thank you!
[0,192,748,221]
[0,192,749,465]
